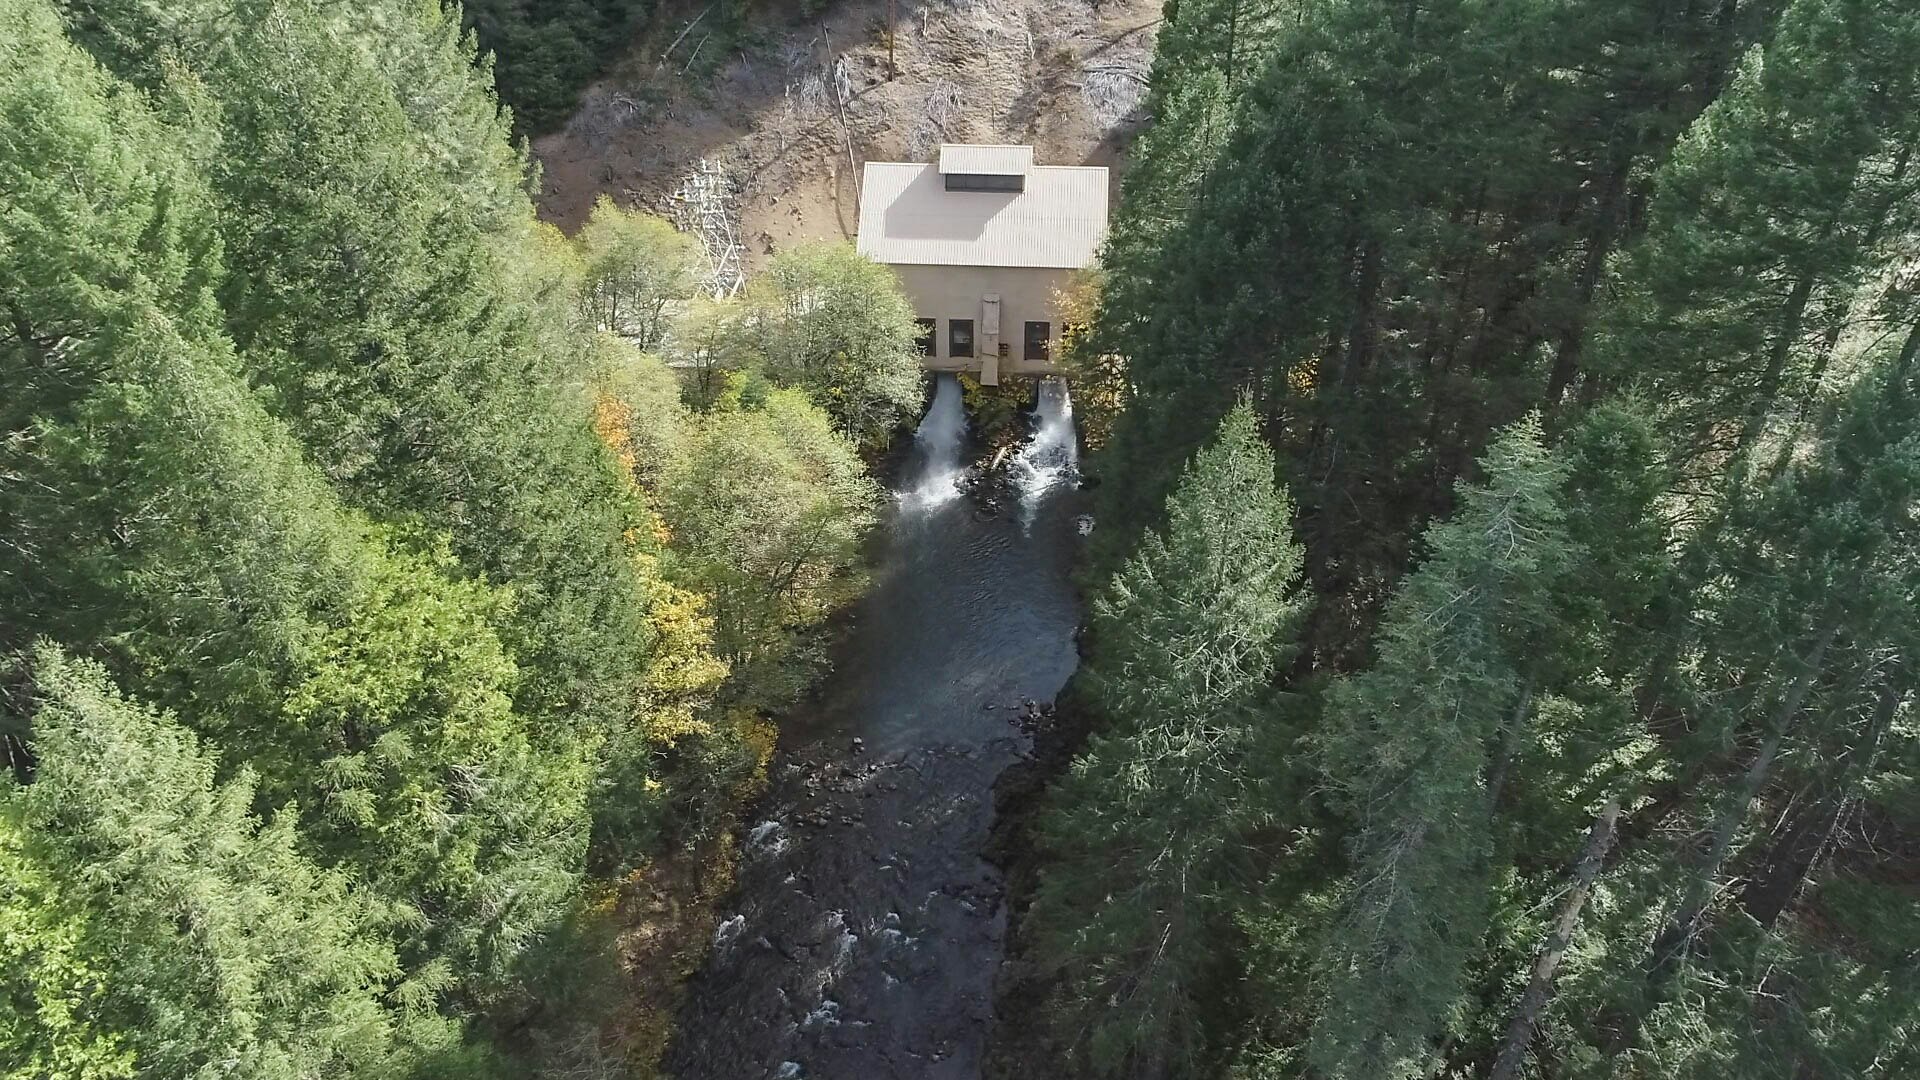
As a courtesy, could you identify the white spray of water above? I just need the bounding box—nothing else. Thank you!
[746,819,788,859]
[1009,378,1080,518]
[801,998,841,1031]
[897,374,969,510]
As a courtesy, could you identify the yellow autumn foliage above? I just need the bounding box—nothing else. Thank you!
[1051,268,1128,450]
[590,369,730,748]
[593,389,640,480]
[635,552,729,747]
[1289,356,1319,397]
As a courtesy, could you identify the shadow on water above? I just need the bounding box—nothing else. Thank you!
[664,376,1085,1080]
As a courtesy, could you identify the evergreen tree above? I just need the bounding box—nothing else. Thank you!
[355,0,538,232]
[1591,0,1920,487]
[1502,321,1920,1077]
[460,0,651,135]
[1474,403,1676,1079]
[0,0,588,997]
[1618,326,1920,1055]
[1028,402,1308,1077]
[1092,0,1298,263]
[1035,2,1920,1076]
[1,645,457,1079]
[1064,0,1299,461]
[1308,418,1573,1080]
[1087,0,1774,661]
[65,0,669,739]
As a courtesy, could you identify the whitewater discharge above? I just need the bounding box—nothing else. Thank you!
[712,913,746,953]
[1009,377,1080,522]
[897,373,968,510]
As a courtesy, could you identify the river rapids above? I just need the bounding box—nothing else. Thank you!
[663,375,1084,1079]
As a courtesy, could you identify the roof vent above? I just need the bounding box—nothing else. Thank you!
[938,144,1031,192]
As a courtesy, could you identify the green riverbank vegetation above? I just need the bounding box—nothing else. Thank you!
[0,1,920,1075]
[1005,1,1920,1078]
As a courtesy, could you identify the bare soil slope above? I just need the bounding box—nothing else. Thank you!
[533,0,1162,269]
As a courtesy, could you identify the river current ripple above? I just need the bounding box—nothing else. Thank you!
[664,376,1084,1080]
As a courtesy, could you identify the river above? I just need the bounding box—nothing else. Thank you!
[664,375,1085,1079]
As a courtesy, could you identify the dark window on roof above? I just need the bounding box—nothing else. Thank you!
[914,318,937,357]
[949,318,975,358]
[1024,321,1051,361]
[944,172,1025,193]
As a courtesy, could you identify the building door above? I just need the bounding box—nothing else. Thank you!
[979,294,1002,385]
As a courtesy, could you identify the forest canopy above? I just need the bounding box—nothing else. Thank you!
[461,0,652,134]
[1016,0,1920,1078]
[9,0,1920,1078]
[0,1,918,1074]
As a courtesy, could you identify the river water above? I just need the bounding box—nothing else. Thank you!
[665,375,1084,1080]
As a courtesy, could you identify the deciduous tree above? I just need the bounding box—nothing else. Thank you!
[661,381,881,709]
[573,196,702,350]
[735,242,926,446]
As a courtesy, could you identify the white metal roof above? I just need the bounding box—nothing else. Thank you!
[857,160,1109,269]
[937,143,1033,175]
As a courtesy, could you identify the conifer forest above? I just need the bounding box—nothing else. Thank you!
[3,1,1918,1079]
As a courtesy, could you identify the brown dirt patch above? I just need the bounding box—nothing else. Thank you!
[533,0,1162,270]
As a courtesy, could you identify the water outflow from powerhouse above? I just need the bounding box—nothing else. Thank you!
[898,372,968,507]
[664,376,1085,1080]
[900,374,1080,514]
[1008,377,1079,509]
[1008,378,1080,528]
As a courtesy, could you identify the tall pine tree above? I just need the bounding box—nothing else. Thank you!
[1028,401,1308,1077]
[1308,417,1573,1079]
[1,0,589,1002]
[2,646,462,1079]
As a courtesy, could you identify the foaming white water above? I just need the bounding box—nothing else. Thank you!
[1010,378,1079,517]
[897,374,968,509]
[801,998,841,1031]
[746,819,789,859]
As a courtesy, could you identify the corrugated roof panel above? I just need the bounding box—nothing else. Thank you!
[856,161,1109,269]
[937,143,1033,176]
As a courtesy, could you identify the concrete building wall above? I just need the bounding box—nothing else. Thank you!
[886,263,1070,381]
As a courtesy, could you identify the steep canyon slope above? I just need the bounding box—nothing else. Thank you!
[533,0,1161,267]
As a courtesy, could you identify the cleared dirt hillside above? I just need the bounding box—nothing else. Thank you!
[533,0,1162,271]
